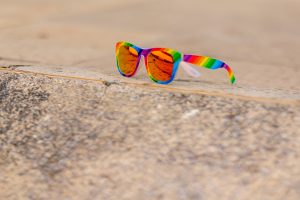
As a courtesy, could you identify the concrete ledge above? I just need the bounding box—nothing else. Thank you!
[1,66,299,105]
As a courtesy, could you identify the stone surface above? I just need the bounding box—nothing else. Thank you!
[0,0,300,199]
[0,72,300,200]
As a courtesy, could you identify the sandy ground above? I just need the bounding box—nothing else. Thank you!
[0,0,300,199]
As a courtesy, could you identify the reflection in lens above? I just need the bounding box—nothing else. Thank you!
[147,51,174,81]
[117,45,139,76]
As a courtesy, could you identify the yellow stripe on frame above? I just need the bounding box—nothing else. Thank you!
[200,57,209,67]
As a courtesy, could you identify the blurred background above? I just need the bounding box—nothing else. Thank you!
[0,0,299,92]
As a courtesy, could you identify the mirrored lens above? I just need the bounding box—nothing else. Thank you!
[147,51,174,82]
[117,45,139,76]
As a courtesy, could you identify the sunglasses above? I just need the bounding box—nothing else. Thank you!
[115,41,235,84]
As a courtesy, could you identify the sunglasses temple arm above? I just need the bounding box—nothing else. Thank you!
[180,62,202,78]
[183,54,236,84]
[222,63,236,84]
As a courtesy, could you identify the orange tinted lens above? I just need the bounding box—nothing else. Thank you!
[147,51,174,81]
[117,45,139,76]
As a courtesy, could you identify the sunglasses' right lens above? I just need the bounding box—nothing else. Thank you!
[116,44,139,76]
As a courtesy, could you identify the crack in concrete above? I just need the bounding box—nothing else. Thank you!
[8,65,32,70]
[102,80,118,87]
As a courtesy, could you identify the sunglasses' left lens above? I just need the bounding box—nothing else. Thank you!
[116,44,139,76]
[147,50,174,82]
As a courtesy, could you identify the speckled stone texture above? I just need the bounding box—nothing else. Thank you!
[0,72,299,200]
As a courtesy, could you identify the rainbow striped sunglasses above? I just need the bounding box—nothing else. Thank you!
[116,41,236,84]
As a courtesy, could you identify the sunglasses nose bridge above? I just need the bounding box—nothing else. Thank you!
[141,49,151,57]
[140,49,151,67]
[137,49,150,74]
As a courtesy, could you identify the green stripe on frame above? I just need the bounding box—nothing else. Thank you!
[204,58,216,68]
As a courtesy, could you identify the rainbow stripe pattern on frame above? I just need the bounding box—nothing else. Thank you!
[116,41,236,85]
[183,55,236,84]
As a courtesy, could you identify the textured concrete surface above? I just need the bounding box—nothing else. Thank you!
[0,72,300,200]
[0,0,300,199]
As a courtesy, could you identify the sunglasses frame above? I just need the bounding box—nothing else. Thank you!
[116,41,235,84]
